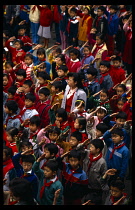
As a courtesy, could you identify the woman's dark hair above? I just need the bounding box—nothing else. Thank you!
[37,48,46,57]
[76,116,87,131]
[55,108,68,121]
[13,39,24,47]
[44,159,59,171]
[69,48,80,60]
[16,69,26,78]
[5,61,14,68]
[67,72,84,89]
[29,115,41,127]
[6,127,19,138]
[25,93,36,102]
[9,177,36,205]
[55,54,66,64]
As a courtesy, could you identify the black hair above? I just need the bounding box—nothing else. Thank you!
[70,7,77,14]
[96,123,108,134]
[117,97,127,104]
[23,79,33,87]
[29,115,41,127]
[111,128,124,137]
[8,86,17,95]
[55,47,62,54]
[18,25,26,30]
[24,53,33,60]
[5,100,18,113]
[96,32,106,42]
[110,5,119,11]
[9,177,36,205]
[97,6,106,13]
[100,60,110,68]
[112,56,122,62]
[76,116,86,130]
[37,71,51,80]
[16,69,26,78]
[68,149,82,161]
[75,99,85,107]
[115,111,127,120]
[19,141,33,150]
[96,107,107,114]
[90,139,104,152]
[67,72,84,89]
[84,6,91,14]
[39,87,50,96]
[117,84,127,92]
[110,179,125,190]
[6,127,19,138]
[47,126,61,136]
[58,65,68,72]
[69,48,80,60]
[83,45,92,51]
[25,93,36,102]
[87,67,98,77]
[55,108,67,121]
[70,131,82,142]
[13,39,24,47]
[3,145,13,158]
[5,61,14,68]
[55,54,66,64]
[51,80,63,92]
[21,154,35,164]
[44,159,59,171]
[100,88,109,97]
[3,73,9,79]
[37,48,46,57]
[44,143,58,156]
[38,61,46,68]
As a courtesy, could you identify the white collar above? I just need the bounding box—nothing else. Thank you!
[70,58,79,62]
[24,169,32,174]
[50,175,57,182]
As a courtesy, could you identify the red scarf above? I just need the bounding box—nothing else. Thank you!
[81,53,92,65]
[40,177,58,199]
[110,193,127,205]
[5,114,22,126]
[66,17,77,34]
[29,129,40,140]
[87,152,102,172]
[3,158,14,178]
[96,72,109,84]
[31,5,36,13]
[19,106,36,116]
[65,169,78,185]
[96,16,102,27]
[99,99,110,106]
[109,142,125,159]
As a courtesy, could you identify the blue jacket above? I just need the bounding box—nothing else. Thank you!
[97,74,113,90]
[105,10,119,36]
[103,130,129,178]
[28,49,51,75]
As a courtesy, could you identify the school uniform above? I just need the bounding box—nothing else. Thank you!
[19,105,39,122]
[66,16,79,46]
[19,61,34,80]
[4,114,22,130]
[96,72,114,91]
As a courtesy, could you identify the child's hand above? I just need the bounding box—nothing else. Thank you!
[91,57,100,64]
[37,62,45,68]
[23,118,30,125]
[21,148,33,155]
[16,52,23,57]
[54,189,61,199]
[38,137,47,146]
[109,123,118,132]
[17,87,24,93]
[44,124,52,132]
[18,20,26,25]
[111,95,118,100]
[90,28,97,33]
[126,120,132,125]
[82,200,91,205]
[110,112,119,118]
[113,83,120,89]
[15,82,20,87]
[113,195,126,205]
[37,153,46,162]
[93,90,102,97]
[8,36,16,42]
[51,103,60,110]
[89,116,95,124]
[14,63,21,69]
[3,178,7,185]
[68,112,76,119]
[61,151,70,159]
[105,168,117,176]
[82,64,89,69]
[110,55,116,60]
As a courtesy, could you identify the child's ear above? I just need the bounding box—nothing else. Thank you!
[53,171,57,176]
[121,136,124,141]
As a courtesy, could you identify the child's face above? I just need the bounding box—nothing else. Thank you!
[96,129,103,138]
[49,133,58,142]
[55,114,63,122]
[22,84,31,94]
[18,28,26,36]
[38,66,46,72]
[3,76,8,86]
[83,8,89,15]
[57,69,65,78]
[14,42,21,50]
[16,75,24,81]
[29,123,38,132]
[96,36,103,45]
[43,166,56,179]
[24,57,33,66]
[110,186,123,198]
[100,92,108,102]
[86,73,95,81]
[115,118,126,128]
[55,57,63,66]
[111,133,123,144]
[110,8,116,14]
[90,144,99,155]
[51,85,57,94]
[5,64,12,73]
[38,77,46,85]
[96,111,106,119]
[4,106,11,114]
[21,145,33,153]
[69,136,79,148]
[83,47,90,56]
[22,162,32,173]
[116,87,125,96]
[70,11,76,18]
[3,151,8,162]
[100,65,109,74]
[44,148,52,159]
[8,92,14,99]
[76,105,84,113]
[37,53,45,61]
[112,60,121,68]
[68,157,80,169]
[74,119,80,129]
[25,99,34,108]
[117,101,124,110]
[69,52,78,61]
[39,93,48,102]
[97,9,104,16]
[61,5,66,12]
[6,134,14,142]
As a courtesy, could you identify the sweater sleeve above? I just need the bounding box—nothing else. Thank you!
[119,149,129,178]
[32,161,44,180]
[103,130,113,147]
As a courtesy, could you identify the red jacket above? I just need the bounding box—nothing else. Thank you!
[108,65,126,86]
[18,35,32,47]
[36,6,53,27]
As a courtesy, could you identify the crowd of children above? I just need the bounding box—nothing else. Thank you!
[3,5,132,205]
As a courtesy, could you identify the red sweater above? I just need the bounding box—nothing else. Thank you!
[67,59,82,73]
[36,6,53,27]
[108,65,126,86]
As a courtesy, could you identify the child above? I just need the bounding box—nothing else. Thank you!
[5,127,19,155]
[103,126,129,181]
[97,60,113,90]
[3,146,16,192]
[66,7,79,46]
[53,54,66,79]
[35,71,51,94]
[7,86,17,101]
[5,36,26,65]
[32,159,63,205]
[83,139,108,205]
[12,150,38,200]
[35,87,51,128]
[15,68,27,88]
[110,96,127,113]
[19,93,39,122]
[56,149,88,205]
[4,61,16,81]
[46,45,62,64]
[55,65,68,91]
[3,73,13,93]
[4,100,21,130]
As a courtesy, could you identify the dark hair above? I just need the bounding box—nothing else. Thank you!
[37,48,46,57]
[100,88,109,97]
[37,71,51,80]
[111,128,124,137]
[5,61,14,68]
[97,107,107,114]
[68,149,82,161]
[100,60,110,68]
[98,6,106,13]
[75,99,85,107]
[55,108,67,121]
[84,45,92,51]
[87,67,98,77]
[23,79,33,87]
[58,65,68,72]
[39,87,50,96]
[38,61,46,68]
[70,131,82,142]
[9,177,36,205]
[19,141,33,150]
[76,116,86,131]
[52,81,63,92]
[6,127,19,138]
[70,7,77,13]
[55,54,66,64]
[16,69,26,78]
[21,154,35,164]
[112,56,122,62]
[110,5,119,11]
[44,143,58,156]
[5,100,18,113]
[115,111,127,120]
[110,179,125,190]
[69,48,80,60]
[96,33,106,41]
[117,97,127,104]
[47,126,61,136]
[90,139,104,152]
[3,145,13,158]
[55,47,62,54]
[96,123,108,134]
[24,53,33,60]
[117,84,127,92]
[29,115,41,127]
[25,93,36,102]
[44,159,58,171]
[13,39,24,47]
[8,86,17,95]
[67,72,84,89]
[3,73,9,79]
[18,25,26,30]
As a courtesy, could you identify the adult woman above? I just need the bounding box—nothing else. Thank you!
[61,72,86,113]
